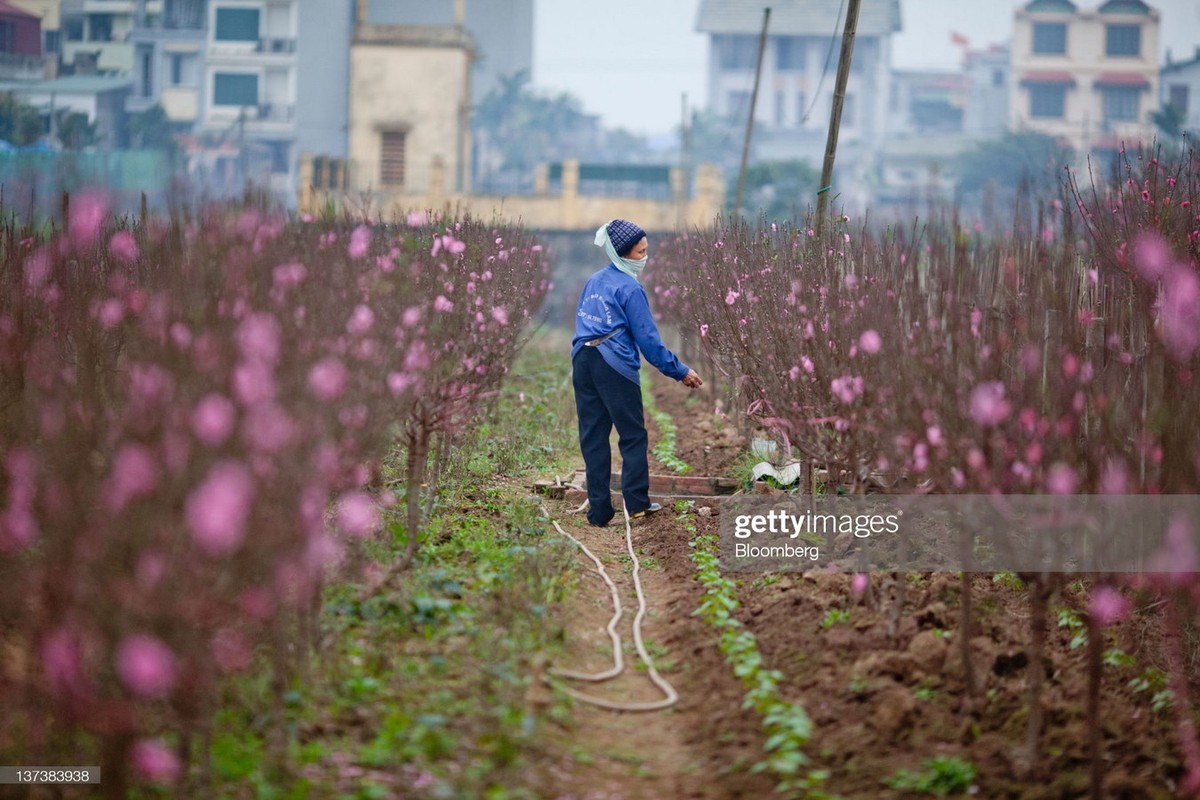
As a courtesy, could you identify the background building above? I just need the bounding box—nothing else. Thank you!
[366,0,532,105]
[1160,47,1200,136]
[695,0,902,211]
[1011,0,1160,154]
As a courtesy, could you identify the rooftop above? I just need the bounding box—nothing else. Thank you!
[696,0,901,37]
[0,75,134,94]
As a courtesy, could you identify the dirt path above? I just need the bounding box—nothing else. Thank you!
[529,501,773,800]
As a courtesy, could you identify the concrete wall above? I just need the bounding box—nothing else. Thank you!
[302,158,725,235]
[348,28,471,194]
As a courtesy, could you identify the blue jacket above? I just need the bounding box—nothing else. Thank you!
[571,264,690,385]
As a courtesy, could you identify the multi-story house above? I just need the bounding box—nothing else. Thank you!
[126,0,204,128]
[127,0,299,197]
[0,0,44,79]
[1011,0,1160,154]
[7,0,62,64]
[695,0,901,211]
[963,45,1011,139]
[127,0,348,203]
[1160,47,1200,136]
[61,0,161,74]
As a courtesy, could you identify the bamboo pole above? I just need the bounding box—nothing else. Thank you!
[733,7,770,218]
[816,0,861,233]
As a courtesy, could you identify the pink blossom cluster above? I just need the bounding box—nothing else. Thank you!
[0,201,549,788]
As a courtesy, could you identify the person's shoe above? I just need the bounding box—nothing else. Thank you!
[629,502,662,520]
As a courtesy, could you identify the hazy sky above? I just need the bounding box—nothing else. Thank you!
[532,0,1200,136]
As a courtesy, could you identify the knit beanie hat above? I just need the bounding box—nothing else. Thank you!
[607,219,647,257]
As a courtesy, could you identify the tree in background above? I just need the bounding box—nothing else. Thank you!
[1152,102,1187,141]
[127,104,182,162]
[956,131,1074,197]
[729,160,821,222]
[685,108,754,175]
[57,112,96,150]
[0,93,44,146]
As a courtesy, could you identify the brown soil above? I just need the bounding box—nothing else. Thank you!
[532,370,1186,799]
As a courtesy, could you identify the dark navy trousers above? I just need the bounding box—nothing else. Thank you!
[572,346,651,526]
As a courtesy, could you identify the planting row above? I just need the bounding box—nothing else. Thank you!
[647,144,1200,792]
[0,199,549,793]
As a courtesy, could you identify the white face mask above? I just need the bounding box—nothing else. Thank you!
[595,223,647,280]
[621,254,648,275]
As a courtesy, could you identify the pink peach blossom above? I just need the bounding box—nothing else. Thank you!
[348,224,371,259]
[1045,462,1079,495]
[346,304,374,335]
[308,358,348,401]
[192,394,237,447]
[336,492,380,537]
[968,381,1010,427]
[858,329,881,354]
[106,444,159,512]
[236,313,281,364]
[130,738,181,784]
[115,634,177,698]
[186,460,254,556]
[1089,586,1130,627]
[109,231,139,263]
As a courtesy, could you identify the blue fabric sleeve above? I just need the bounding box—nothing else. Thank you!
[623,285,690,381]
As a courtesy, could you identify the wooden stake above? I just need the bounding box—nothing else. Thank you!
[816,0,861,232]
[734,7,770,218]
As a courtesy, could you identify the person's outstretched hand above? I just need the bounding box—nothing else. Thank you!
[682,369,703,389]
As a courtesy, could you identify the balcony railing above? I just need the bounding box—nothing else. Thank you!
[256,103,295,123]
[258,37,296,54]
[208,37,297,55]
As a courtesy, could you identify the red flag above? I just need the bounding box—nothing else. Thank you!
[950,30,970,47]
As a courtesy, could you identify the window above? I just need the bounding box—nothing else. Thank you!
[719,35,758,70]
[1169,83,1189,116]
[1032,22,1067,54]
[170,53,197,86]
[1102,86,1140,122]
[215,7,260,42]
[140,51,152,97]
[89,14,113,42]
[1030,84,1066,117]
[380,130,406,186]
[776,37,805,71]
[795,91,807,124]
[0,22,12,53]
[213,72,259,106]
[44,30,61,54]
[726,90,751,118]
[1105,24,1140,56]
[993,69,1005,87]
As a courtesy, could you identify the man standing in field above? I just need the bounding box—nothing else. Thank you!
[571,219,703,528]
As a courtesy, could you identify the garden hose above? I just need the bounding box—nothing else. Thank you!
[539,482,679,712]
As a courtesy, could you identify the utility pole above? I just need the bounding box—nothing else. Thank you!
[816,0,861,233]
[734,7,770,219]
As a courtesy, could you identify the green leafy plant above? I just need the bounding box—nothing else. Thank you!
[885,755,978,795]
[687,512,831,798]
[642,382,692,473]
[820,608,851,629]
